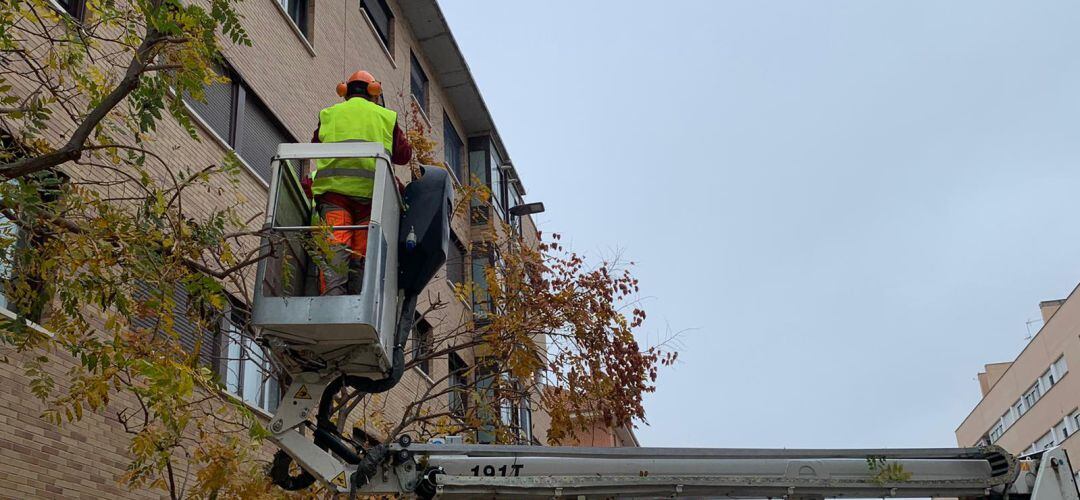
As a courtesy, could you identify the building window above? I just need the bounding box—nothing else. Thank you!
[509,183,525,235]
[222,305,280,414]
[448,353,468,418]
[1052,356,1068,381]
[989,422,1004,443]
[500,397,519,433]
[518,398,533,444]
[185,65,234,144]
[1024,384,1041,409]
[490,148,507,221]
[1015,399,1026,417]
[1057,420,1070,441]
[411,52,429,115]
[53,0,84,19]
[1041,367,1055,389]
[443,114,464,182]
[278,0,310,39]
[446,233,466,286]
[1034,431,1056,451]
[185,64,297,182]
[0,209,16,312]
[410,317,433,376]
[131,281,219,368]
[474,360,497,444]
[469,148,490,224]
[467,136,510,225]
[360,0,393,51]
[471,249,492,318]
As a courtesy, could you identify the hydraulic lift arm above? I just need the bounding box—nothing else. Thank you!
[362,440,1079,500]
[253,143,1080,500]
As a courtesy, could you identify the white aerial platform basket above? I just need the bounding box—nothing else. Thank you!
[252,142,402,377]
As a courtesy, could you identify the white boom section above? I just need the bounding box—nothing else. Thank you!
[351,442,1080,500]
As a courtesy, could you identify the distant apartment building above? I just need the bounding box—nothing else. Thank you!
[955,292,1080,484]
[0,0,545,496]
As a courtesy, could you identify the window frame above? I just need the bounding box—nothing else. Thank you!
[410,52,429,116]
[448,352,468,419]
[443,113,465,183]
[445,232,466,287]
[518,397,533,443]
[989,422,1004,443]
[1056,419,1070,441]
[1024,384,1041,409]
[467,136,510,225]
[221,304,280,414]
[410,316,433,376]
[50,0,85,21]
[183,62,298,184]
[1034,430,1056,450]
[509,182,525,235]
[359,0,394,56]
[489,147,507,221]
[274,0,314,52]
[470,247,493,318]
[1052,356,1069,381]
[0,208,17,313]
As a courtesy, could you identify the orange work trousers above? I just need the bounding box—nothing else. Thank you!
[316,192,372,296]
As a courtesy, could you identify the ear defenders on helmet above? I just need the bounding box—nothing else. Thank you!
[336,79,383,98]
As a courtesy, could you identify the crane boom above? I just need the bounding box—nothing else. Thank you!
[360,441,1077,500]
[251,144,1080,499]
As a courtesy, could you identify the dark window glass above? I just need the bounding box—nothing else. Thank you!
[0,213,13,312]
[449,353,468,418]
[222,303,280,413]
[474,359,497,444]
[360,0,393,49]
[411,317,432,376]
[489,146,506,220]
[468,137,491,225]
[509,183,524,235]
[131,281,217,369]
[185,69,235,144]
[279,0,309,38]
[185,65,297,182]
[471,249,491,318]
[445,233,465,286]
[411,53,428,113]
[443,114,464,182]
[238,89,294,182]
[56,0,84,19]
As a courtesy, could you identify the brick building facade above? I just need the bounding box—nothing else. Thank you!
[0,0,547,497]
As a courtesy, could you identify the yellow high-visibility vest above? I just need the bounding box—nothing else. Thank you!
[313,97,397,199]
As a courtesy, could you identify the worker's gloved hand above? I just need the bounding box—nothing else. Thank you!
[301,175,313,200]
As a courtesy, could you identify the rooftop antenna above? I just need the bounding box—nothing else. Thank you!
[1024,318,1042,340]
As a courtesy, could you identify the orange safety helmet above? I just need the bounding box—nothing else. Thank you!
[336,70,383,98]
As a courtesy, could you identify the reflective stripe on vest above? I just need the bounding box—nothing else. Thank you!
[317,167,375,179]
[312,98,397,199]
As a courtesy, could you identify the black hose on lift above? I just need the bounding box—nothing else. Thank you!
[273,167,449,491]
[271,296,418,491]
[316,294,419,424]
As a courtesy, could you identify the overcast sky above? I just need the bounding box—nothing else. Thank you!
[440,0,1080,448]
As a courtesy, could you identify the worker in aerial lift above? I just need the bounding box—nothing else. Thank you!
[305,69,413,295]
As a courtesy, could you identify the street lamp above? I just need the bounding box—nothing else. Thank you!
[509,202,545,217]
